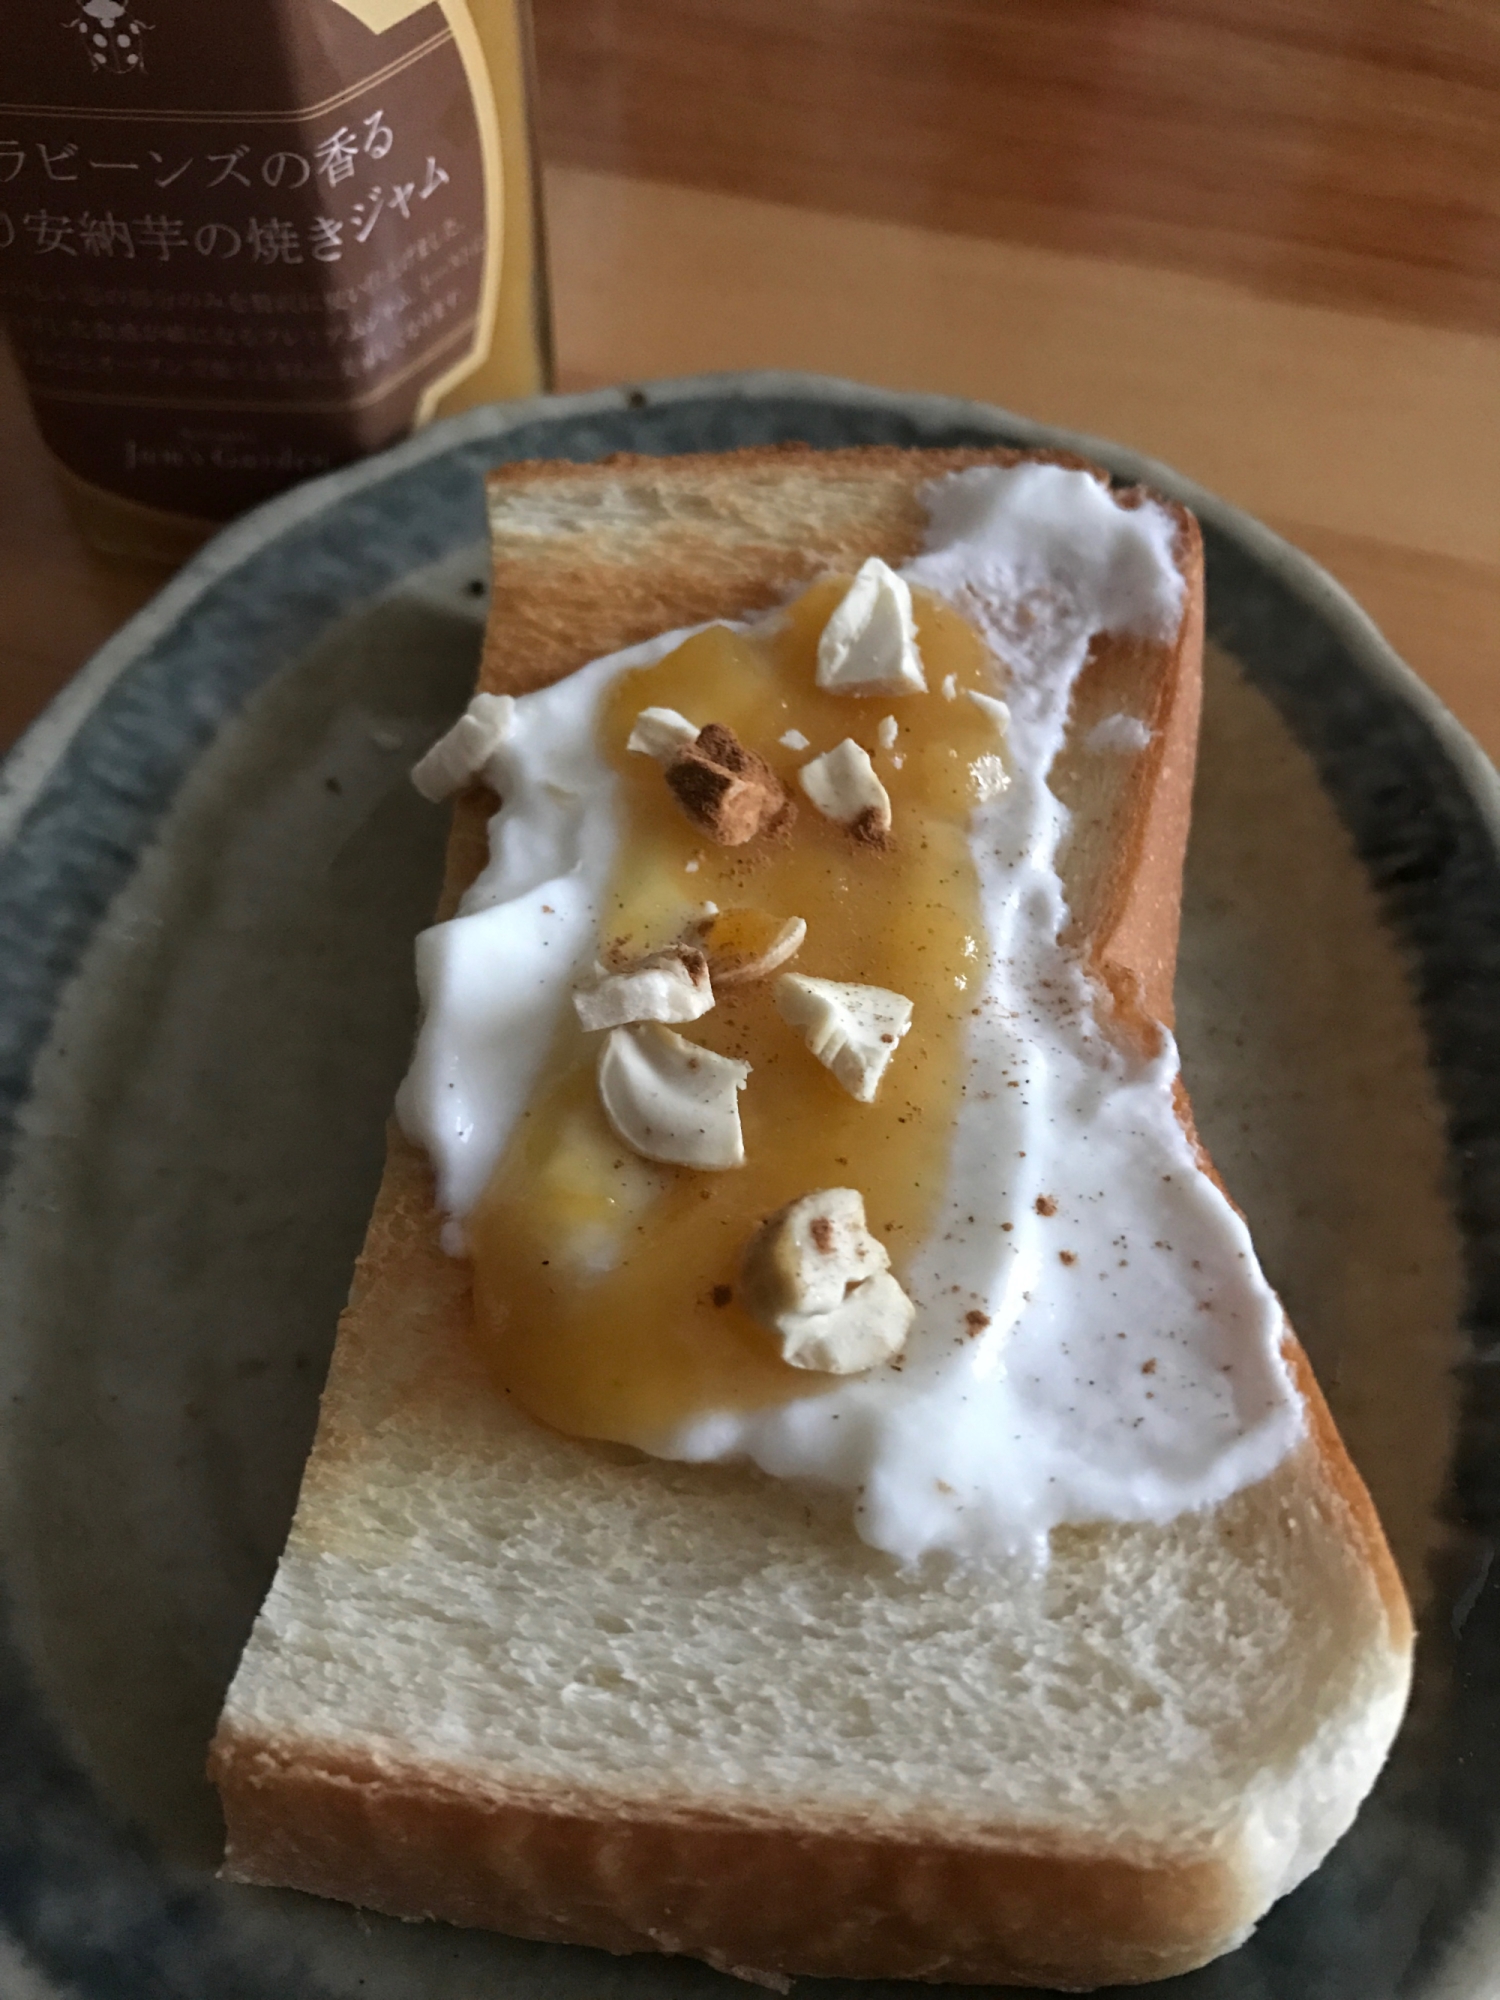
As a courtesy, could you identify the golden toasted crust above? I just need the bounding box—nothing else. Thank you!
[213,1722,1253,1989]
[211,445,1410,1983]
[477,444,1089,697]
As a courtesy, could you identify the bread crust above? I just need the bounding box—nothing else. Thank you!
[211,446,1411,1985]
[213,1723,1256,1989]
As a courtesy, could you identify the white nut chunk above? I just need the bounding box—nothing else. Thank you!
[798,739,893,842]
[774,973,913,1102]
[693,909,807,986]
[967,687,1011,732]
[741,1188,914,1373]
[410,693,516,801]
[573,947,713,1031]
[626,706,699,763]
[597,1023,749,1169]
[816,557,927,697]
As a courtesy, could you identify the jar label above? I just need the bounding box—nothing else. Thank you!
[0,0,500,518]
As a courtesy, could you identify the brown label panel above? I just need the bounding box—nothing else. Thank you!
[0,1,489,517]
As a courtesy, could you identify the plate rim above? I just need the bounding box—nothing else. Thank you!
[2,370,1498,2000]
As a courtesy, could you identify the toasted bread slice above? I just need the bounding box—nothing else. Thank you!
[210,447,1411,1990]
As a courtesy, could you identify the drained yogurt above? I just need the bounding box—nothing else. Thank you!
[397,463,1304,1564]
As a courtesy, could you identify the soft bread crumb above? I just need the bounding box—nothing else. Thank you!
[214,444,1411,1991]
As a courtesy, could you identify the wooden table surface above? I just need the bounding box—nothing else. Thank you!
[3,0,1498,756]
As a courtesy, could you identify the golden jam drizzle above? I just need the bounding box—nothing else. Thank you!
[468,579,1003,1442]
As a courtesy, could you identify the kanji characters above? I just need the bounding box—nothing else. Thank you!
[78,210,134,257]
[247,216,303,264]
[23,210,77,255]
[135,213,188,260]
[0,119,435,243]
[0,103,448,291]
[314,127,360,188]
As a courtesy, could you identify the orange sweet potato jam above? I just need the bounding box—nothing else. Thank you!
[468,577,1006,1443]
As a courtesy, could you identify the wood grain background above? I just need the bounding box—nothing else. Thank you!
[536,0,1500,332]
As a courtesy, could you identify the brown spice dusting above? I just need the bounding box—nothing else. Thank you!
[1141,1359,1158,1375]
[1058,1249,1077,1266]
[711,1284,733,1308]
[964,1309,990,1336]
[849,802,894,851]
[665,723,792,846]
[810,1215,835,1254]
[696,721,752,773]
[605,939,711,985]
[1035,1194,1058,1217]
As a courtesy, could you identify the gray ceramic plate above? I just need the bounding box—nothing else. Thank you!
[1,374,1497,2000]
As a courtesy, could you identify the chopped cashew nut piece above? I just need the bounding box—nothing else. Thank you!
[815,558,927,697]
[779,728,811,751]
[597,1023,749,1169]
[573,947,713,1031]
[967,687,1010,730]
[940,673,958,700]
[774,973,914,1102]
[666,723,793,846]
[876,714,899,752]
[627,706,700,763]
[694,909,807,986]
[741,1188,914,1373]
[410,693,516,801]
[798,739,893,845]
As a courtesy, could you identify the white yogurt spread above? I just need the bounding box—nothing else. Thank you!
[397,464,1304,1564]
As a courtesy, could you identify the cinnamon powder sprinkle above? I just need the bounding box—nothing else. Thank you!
[665,722,792,846]
[849,802,894,851]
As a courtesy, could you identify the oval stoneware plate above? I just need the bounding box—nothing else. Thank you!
[1,374,1497,2000]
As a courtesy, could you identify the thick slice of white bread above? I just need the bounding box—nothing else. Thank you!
[210,447,1412,1991]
